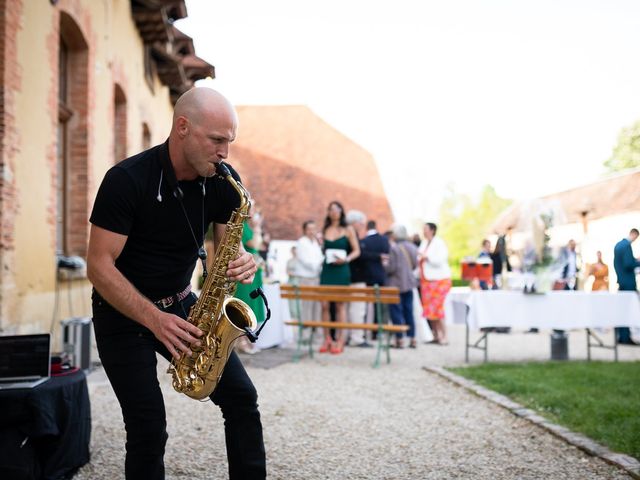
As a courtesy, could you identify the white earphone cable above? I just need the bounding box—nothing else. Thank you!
[156,170,163,202]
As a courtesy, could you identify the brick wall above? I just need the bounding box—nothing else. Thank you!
[231,145,394,240]
[234,105,388,196]
[230,106,395,240]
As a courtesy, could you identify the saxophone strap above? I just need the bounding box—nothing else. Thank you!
[159,140,208,277]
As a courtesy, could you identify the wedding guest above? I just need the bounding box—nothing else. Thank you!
[478,239,491,259]
[293,220,324,321]
[588,251,609,291]
[411,232,424,325]
[558,239,580,290]
[418,222,452,345]
[477,239,492,290]
[613,228,640,345]
[521,240,540,333]
[286,246,298,283]
[235,203,265,355]
[362,220,390,288]
[319,201,360,353]
[360,220,390,340]
[411,233,422,248]
[258,229,272,279]
[285,245,300,319]
[345,210,370,347]
[490,235,511,289]
[385,225,419,348]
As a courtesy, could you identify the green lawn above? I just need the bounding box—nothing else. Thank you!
[449,361,640,459]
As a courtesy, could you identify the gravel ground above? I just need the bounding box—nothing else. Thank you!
[74,324,638,479]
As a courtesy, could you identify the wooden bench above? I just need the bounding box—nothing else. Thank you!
[280,284,408,368]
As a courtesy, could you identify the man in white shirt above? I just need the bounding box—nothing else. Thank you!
[293,221,324,321]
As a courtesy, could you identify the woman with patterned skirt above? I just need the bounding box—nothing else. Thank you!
[418,222,451,345]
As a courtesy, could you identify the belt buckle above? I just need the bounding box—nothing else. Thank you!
[157,297,174,309]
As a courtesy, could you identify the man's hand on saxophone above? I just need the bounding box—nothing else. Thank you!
[148,310,203,361]
[213,223,257,284]
[226,249,257,284]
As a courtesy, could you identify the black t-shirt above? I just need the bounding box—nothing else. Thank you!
[90,141,241,300]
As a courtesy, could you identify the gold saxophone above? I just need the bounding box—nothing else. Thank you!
[167,162,258,400]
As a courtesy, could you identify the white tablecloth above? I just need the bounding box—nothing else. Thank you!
[255,283,295,349]
[445,290,640,331]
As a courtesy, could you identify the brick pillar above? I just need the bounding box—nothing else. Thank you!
[66,47,90,256]
[57,10,90,257]
[0,0,23,330]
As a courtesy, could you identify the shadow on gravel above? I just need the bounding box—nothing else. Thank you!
[237,346,296,369]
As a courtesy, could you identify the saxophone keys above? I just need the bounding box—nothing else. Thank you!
[195,353,211,376]
[172,376,184,392]
[192,376,204,391]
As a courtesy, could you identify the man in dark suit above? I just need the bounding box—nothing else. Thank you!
[613,228,640,345]
[360,220,390,338]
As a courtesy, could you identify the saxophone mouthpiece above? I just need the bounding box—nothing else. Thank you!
[216,162,231,178]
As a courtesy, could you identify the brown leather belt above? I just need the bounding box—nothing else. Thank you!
[153,284,192,309]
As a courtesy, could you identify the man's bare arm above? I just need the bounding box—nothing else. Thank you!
[87,224,202,360]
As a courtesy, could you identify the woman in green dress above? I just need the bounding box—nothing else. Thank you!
[234,208,265,354]
[319,201,360,354]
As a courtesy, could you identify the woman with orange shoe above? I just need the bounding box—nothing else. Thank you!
[319,201,360,354]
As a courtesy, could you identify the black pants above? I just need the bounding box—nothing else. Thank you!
[92,292,266,480]
[616,286,635,344]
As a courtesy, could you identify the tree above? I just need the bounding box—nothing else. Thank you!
[604,120,640,172]
[438,185,512,275]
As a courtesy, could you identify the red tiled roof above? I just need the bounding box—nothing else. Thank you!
[131,0,214,102]
[228,106,394,239]
[492,169,640,233]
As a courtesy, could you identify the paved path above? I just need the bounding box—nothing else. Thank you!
[416,323,640,366]
[76,324,637,479]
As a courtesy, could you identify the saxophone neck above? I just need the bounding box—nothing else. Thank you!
[217,162,251,213]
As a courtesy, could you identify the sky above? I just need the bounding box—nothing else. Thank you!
[176,0,640,226]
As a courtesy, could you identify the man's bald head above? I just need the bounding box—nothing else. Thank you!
[173,87,237,128]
